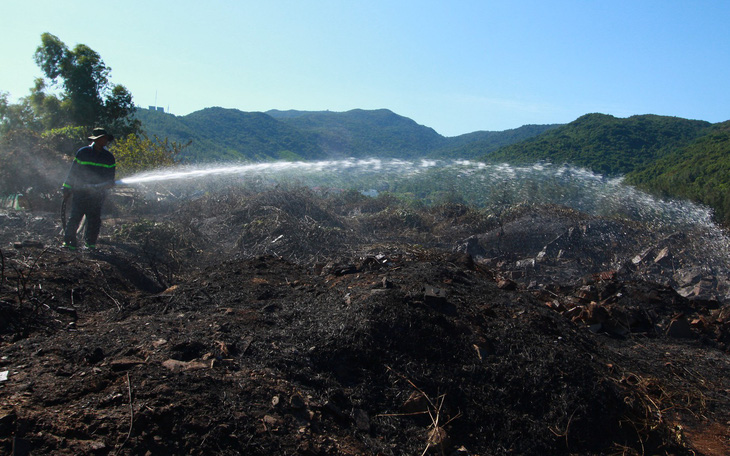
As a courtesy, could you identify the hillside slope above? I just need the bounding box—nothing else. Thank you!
[136,107,325,162]
[627,121,730,225]
[485,114,712,175]
[268,108,446,158]
[431,124,561,159]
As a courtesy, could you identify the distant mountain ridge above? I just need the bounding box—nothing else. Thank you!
[134,107,730,225]
[134,107,558,162]
[135,107,324,162]
[267,108,446,158]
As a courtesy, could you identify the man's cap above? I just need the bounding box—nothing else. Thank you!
[88,128,114,141]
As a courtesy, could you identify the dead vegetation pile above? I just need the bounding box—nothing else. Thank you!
[1,186,730,455]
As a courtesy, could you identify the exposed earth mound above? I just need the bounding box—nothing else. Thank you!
[1,187,730,455]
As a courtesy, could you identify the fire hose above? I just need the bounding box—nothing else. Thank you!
[61,196,67,237]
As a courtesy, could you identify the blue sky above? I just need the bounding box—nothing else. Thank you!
[1,0,728,136]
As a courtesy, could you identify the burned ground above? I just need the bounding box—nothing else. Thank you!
[1,187,730,455]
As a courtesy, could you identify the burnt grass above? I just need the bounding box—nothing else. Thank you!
[2,186,730,455]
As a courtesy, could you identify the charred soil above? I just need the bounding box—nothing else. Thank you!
[1,187,730,455]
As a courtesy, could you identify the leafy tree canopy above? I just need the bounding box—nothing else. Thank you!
[0,33,139,137]
[114,134,190,177]
[0,34,179,208]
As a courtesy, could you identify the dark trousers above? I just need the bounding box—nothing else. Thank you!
[64,191,106,246]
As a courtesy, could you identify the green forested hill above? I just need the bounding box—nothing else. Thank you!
[431,124,561,159]
[268,108,447,157]
[626,121,730,224]
[484,114,711,175]
[135,107,324,162]
[476,113,730,225]
[136,107,554,162]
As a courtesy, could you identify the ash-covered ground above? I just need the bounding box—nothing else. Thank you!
[2,186,730,455]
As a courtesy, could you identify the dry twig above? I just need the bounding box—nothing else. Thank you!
[384,366,461,456]
[114,373,135,455]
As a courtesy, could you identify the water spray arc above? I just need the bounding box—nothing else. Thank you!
[112,158,730,286]
[116,159,717,229]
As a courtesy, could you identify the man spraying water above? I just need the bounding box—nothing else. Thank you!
[62,128,117,250]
